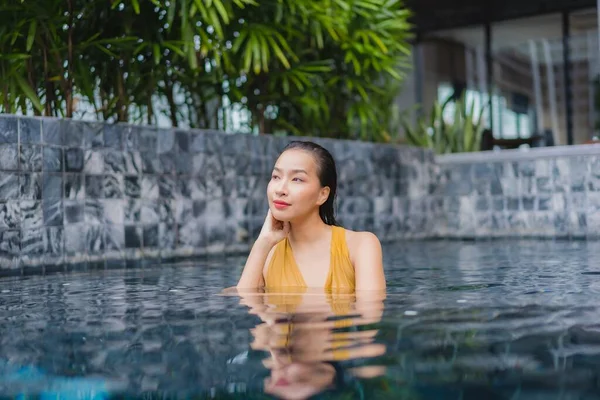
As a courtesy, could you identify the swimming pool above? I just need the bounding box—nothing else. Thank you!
[1,239,600,399]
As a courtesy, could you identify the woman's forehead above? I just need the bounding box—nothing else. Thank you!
[274,149,317,171]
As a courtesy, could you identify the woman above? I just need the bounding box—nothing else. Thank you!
[236,140,386,291]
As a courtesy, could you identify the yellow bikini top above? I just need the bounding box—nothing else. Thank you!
[264,225,355,292]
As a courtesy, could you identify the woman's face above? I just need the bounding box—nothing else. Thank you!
[267,149,329,222]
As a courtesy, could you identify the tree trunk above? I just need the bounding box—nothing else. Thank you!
[66,0,74,118]
[27,59,40,116]
[165,80,178,127]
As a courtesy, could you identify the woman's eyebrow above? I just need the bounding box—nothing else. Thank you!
[273,167,308,175]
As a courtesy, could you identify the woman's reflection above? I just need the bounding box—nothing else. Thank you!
[225,287,387,399]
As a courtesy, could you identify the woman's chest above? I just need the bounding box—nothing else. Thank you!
[292,248,332,287]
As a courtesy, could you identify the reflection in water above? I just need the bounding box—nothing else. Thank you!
[226,287,387,399]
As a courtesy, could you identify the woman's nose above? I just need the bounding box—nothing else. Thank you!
[275,180,288,195]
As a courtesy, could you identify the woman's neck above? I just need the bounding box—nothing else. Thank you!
[288,213,330,245]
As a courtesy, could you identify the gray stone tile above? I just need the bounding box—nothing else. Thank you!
[175,130,189,153]
[19,118,41,144]
[41,118,63,145]
[124,126,140,150]
[124,199,141,223]
[64,223,86,254]
[0,201,20,231]
[140,201,159,224]
[158,175,177,198]
[522,196,535,211]
[538,196,552,211]
[571,192,587,211]
[42,173,62,199]
[536,177,552,193]
[105,224,124,252]
[20,145,42,171]
[0,229,20,256]
[43,147,62,172]
[158,199,175,224]
[124,152,142,175]
[519,160,535,177]
[570,212,587,235]
[143,225,159,248]
[63,120,84,147]
[473,163,493,179]
[63,201,84,224]
[104,124,123,149]
[43,199,63,226]
[588,174,600,191]
[84,151,103,174]
[554,212,569,235]
[20,200,42,231]
[535,159,551,177]
[124,176,140,198]
[64,148,84,172]
[85,175,103,198]
[86,225,105,254]
[21,228,45,255]
[475,197,489,211]
[186,177,204,200]
[490,177,503,195]
[125,225,142,248]
[0,144,18,170]
[157,128,175,154]
[141,151,162,174]
[520,177,536,195]
[0,173,19,201]
[45,227,63,256]
[139,127,158,152]
[0,117,18,144]
[141,176,159,199]
[104,199,124,225]
[507,197,520,211]
[473,180,490,196]
[82,122,104,148]
[205,133,225,155]
[104,151,126,173]
[64,174,83,200]
[84,199,104,225]
[159,223,176,250]
[159,152,176,174]
[190,132,205,152]
[174,199,193,223]
[19,173,41,200]
[552,192,567,212]
[178,219,205,248]
[175,153,191,175]
[104,174,123,199]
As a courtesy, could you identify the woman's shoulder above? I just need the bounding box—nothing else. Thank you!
[339,227,381,251]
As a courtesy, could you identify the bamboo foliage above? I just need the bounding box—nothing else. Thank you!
[0,0,412,141]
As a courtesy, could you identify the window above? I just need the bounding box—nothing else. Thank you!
[437,83,532,139]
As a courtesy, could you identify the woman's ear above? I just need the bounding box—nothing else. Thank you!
[317,186,330,206]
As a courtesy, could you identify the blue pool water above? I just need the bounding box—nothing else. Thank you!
[2,240,600,399]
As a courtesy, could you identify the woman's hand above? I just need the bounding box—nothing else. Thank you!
[258,209,290,247]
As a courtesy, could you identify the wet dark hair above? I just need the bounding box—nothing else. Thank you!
[281,140,339,226]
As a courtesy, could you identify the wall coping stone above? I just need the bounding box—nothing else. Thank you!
[436,143,600,164]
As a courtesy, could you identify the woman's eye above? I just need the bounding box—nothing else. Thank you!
[271,175,279,180]
[292,177,303,182]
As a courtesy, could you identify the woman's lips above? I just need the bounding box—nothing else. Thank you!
[273,200,290,210]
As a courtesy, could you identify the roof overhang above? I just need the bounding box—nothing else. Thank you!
[406,0,597,35]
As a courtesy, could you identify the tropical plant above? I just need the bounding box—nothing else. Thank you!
[0,0,413,142]
[401,93,487,154]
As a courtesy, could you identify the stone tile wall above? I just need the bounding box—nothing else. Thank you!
[432,147,600,239]
[0,115,432,271]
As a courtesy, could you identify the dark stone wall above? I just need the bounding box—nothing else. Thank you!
[0,115,433,272]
